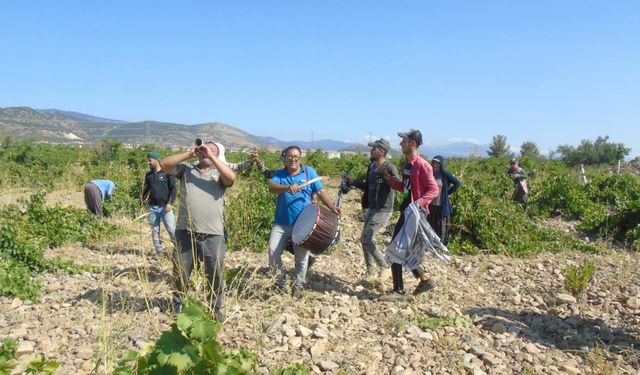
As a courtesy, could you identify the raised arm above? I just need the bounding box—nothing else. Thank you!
[227,159,253,172]
[200,146,236,186]
[160,149,197,176]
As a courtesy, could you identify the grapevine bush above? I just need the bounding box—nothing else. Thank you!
[113,299,308,375]
[0,192,120,301]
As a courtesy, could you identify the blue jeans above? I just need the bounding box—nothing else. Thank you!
[268,224,310,288]
[147,205,176,252]
[360,209,392,273]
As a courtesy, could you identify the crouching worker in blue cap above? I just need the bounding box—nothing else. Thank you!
[84,179,115,217]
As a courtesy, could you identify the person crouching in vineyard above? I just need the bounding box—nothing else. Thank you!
[142,151,177,256]
[380,129,439,301]
[160,141,236,323]
[508,158,529,208]
[427,155,461,245]
[343,138,399,281]
[267,145,341,299]
[84,179,115,217]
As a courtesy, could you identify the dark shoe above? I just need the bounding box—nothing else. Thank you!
[379,291,407,302]
[214,309,226,323]
[291,286,303,299]
[172,302,183,315]
[413,279,436,296]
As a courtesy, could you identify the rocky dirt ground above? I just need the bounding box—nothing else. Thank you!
[1,188,640,374]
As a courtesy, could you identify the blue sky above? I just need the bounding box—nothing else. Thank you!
[1,1,638,157]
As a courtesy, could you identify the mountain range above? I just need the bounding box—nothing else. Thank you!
[0,106,488,156]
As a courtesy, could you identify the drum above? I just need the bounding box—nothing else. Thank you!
[292,204,340,254]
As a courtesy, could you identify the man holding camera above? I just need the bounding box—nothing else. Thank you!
[344,138,399,280]
[160,141,236,322]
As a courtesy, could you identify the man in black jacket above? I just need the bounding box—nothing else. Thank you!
[143,151,177,255]
[345,139,400,279]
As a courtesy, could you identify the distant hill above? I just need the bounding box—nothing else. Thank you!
[35,109,128,124]
[0,106,488,156]
[255,136,360,151]
[0,106,264,148]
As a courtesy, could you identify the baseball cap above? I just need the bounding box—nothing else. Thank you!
[368,138,391,152]
[397,129,423,146]
[147,151,161,161]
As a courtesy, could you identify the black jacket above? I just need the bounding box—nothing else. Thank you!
[352,161,399,212]
[142,169,176,206]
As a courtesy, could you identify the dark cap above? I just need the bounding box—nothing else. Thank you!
[368,138,391,152]
[397,129,423,146]
[147,151,161,161]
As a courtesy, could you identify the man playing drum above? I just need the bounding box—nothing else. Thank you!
[268,145,341,299]
[381,129,439,301]
[344,138,399,280]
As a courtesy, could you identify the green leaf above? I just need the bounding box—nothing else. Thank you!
[166,352,193,372]
[189,321,219,342]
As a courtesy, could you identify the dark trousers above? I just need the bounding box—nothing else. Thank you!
[84,182,103,217]
[390,202,426,293]
[427,204,450,245]
[173,230,226,310]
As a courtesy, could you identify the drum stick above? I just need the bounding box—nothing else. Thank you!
[299,176,322,188]
[133,212,151,221]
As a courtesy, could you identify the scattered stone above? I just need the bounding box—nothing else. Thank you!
[288,336,302,349]
[313,327,328,338]
[309,341,326,359]
[15,341,35,357]
[319,307,332,319]
[556,293,577,304]
[469,346,486,357]
[281,324,296,337]
[560,364,580,375]
[626,296,640,309]
[11,298,23,309]
[298,325,313,337]
[524,343,540,354]
[45,282,61,293]
[490,322,507,334]
[318,360,339,371]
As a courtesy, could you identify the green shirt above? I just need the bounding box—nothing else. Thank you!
[175,163,228,235]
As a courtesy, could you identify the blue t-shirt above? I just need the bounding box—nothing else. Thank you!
[90,179,116,199]
[271,165,324,225]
